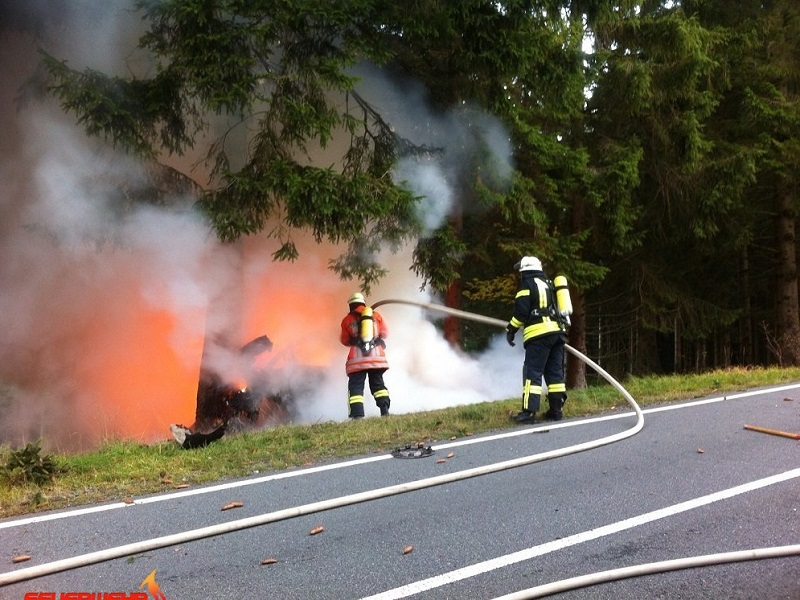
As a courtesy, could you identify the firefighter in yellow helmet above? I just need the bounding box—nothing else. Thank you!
[339,292,391,419]
[505,256,569,423]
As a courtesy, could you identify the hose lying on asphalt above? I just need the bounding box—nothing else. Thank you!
[0,299,643,587]
[388,301,800,599]
[491,544,800,599]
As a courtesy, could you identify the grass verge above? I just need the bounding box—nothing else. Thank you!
[2,366,799,519]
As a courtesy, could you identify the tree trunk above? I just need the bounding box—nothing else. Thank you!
[444,207,463,347]
[739,245,753,364]
[444,279,462,347]
[193,243,246,430]
[776,186,800,365]
[566,186,587,389]
[566,287,587,389]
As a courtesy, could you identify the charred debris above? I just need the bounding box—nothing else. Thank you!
[170,334,295,449]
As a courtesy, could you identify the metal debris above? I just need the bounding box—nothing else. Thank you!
[170,422,227,449]
[391,443,434,459]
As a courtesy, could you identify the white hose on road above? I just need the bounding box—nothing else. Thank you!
[391,298,800,599]
[492,544,800,599]
[0,299,643,587]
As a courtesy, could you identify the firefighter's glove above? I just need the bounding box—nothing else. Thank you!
[375,337,386,349]
[505,326,517,347]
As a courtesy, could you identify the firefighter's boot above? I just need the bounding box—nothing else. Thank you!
[513,410,535,423]
[513,380,537,423]
[349,396,365,419]
[377,398,390,417]
[544,393,566,421]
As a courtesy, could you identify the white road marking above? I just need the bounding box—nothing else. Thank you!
[2,383,798,530]
[360,468,800,600]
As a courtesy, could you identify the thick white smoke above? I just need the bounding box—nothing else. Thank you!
[350,62,515,234]
[0,1,523,451]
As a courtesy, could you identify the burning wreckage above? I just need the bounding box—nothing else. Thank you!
[170,334,301,449]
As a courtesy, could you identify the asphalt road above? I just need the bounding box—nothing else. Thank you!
[2,383,799,599]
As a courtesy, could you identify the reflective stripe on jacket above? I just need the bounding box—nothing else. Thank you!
[508,271,562,343]
[340,306,389,374]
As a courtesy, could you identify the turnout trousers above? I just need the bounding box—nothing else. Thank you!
[521,333,566,414]
[347,369,391,418]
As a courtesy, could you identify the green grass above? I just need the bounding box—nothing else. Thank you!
[2,366,799,519]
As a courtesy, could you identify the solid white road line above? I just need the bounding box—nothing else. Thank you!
[1,394,644,586]
[360,467,800,600]
[2,382,797,530]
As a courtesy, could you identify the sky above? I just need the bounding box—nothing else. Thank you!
[0,1,523,452]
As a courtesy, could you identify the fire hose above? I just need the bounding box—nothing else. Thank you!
[375,302,800,599]
[491,544,800,599]
[0,298,643,587]
[3,299,795,596]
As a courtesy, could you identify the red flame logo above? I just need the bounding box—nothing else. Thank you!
[140,568,167,600]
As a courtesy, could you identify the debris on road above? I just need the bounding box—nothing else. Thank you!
[391,443,433,459]
[743,424,800,440]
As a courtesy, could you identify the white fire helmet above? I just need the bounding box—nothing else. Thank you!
[348,292,366,306]
[515,256,542,272]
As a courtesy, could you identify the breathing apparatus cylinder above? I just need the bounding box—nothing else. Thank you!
[359,306,375,352]
[554,275,573,325]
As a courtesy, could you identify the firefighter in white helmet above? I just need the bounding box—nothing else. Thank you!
[339,292,392,419]
[505,256,569,423]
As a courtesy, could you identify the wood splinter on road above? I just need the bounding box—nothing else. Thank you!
[743,424,800,440]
